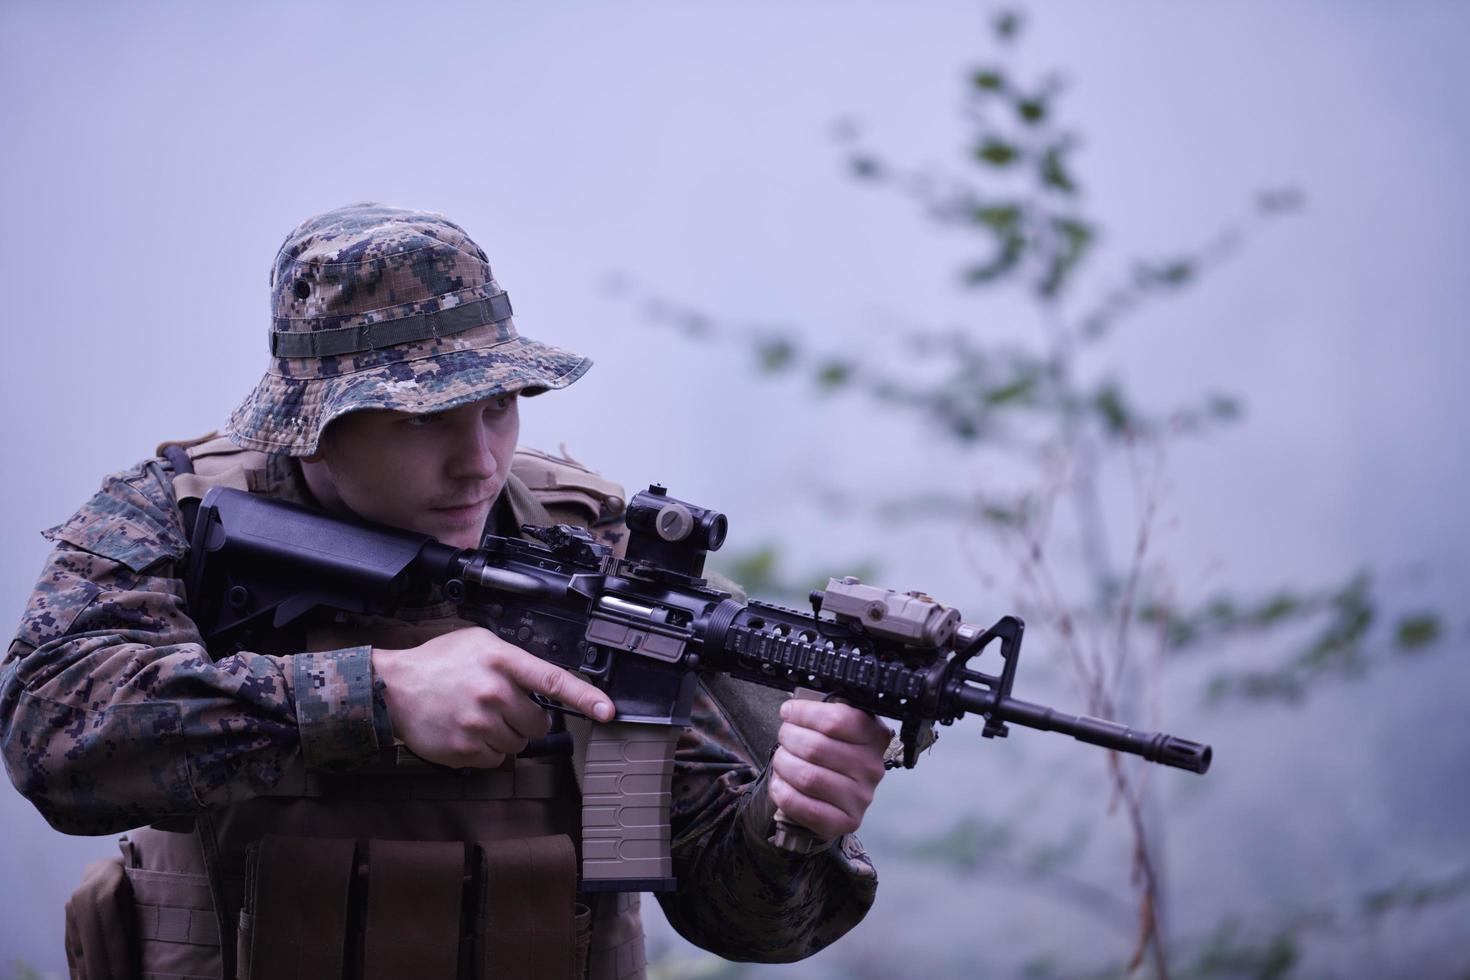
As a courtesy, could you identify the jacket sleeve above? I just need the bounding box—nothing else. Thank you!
[660,683,878,962]
[0,458,392,835]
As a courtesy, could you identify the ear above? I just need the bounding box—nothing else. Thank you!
[297,453,342,512]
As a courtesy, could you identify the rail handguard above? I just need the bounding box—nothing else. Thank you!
[186,484,1213,892]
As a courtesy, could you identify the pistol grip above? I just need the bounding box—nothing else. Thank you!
[770,814,828,854]
[579,721,679,892]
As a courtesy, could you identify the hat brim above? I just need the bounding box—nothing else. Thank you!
[226,335,591,456]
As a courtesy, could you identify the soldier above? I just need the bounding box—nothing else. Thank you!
[1,203,889,979]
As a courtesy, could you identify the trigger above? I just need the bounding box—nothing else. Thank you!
[530,692,588,720]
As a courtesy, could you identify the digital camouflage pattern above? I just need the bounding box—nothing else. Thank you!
[1,449,877,962]
[227,203,591,456]
[1,454,389,834]
[666,693,878,960]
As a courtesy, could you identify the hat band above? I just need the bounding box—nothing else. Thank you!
[270,291,514,358]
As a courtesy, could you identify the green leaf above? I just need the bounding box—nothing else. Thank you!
[972,204,1021,232]
[981,503,1019,527]
[1093,383,1131,434]
[975,138,1020,167]
[1395,613,1441,651]
[1039,145,1076,194]
[1362,887,1396,916]
[1159,261,1194,285]
[1205,597,1239,625]
[1015,97,1047,125]
[971,67,1006,93]
[986,376,1035,406]
[1167,618,1198,649]
[1055,217,1093,250]
[949,415,981,442]
[1134,259,1195,289]
[815,360,853,389]
[755,337,796,372]
[720,545,780,591]
[1038,216,1094,297]
[1259,934,1300,980]
[1020,956,1059,980]
[993,10,1023,42]
[964,233,1025,286]
[1253,593,1302,626]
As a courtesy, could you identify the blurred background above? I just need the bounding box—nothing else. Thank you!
[2,2,1467,977]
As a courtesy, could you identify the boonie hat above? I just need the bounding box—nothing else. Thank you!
[226,203,590,456]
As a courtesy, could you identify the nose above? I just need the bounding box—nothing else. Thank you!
[445,413,498,481]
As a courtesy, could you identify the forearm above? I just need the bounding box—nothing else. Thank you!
[662,768,877,962]
[1,550,388,834]
[656,688,877,962]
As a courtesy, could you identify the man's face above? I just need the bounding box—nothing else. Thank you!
[301,394,520,549]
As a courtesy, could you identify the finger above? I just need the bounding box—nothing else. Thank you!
[495,695,554,743]
[772,746,873,813]
[461,664,553,742]
[768,768,859,839]
[424,738,507,771]
[454,702,532,755]
[779,699,892,747]
[499,648,616,722]
[481,711,540,753]
[777,723,887,786]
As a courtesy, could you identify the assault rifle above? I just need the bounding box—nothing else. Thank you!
[185,484,1212,892]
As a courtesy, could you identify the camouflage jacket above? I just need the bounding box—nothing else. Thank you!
[0,450,877,962]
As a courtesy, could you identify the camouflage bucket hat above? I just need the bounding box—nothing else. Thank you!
[226,203,591,456]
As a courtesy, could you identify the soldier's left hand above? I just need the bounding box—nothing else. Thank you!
[769,699,890,839]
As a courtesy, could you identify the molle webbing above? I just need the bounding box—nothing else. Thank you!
[257,753,574,801]
[270,291,513,358]
[126,862,219,950]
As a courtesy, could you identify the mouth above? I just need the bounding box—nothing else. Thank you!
[430,497,491,521]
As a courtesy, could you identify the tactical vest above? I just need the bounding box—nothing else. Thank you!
[72,436,646,980]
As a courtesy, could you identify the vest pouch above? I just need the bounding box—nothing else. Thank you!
[65,850,138,980]
[586,892,646,980]
[573,903,592,980]
[474,834,580,980]
[237,835,356,980]
[360,839,467,980]
[123,857,220,980]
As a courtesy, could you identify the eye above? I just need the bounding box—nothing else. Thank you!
[404,411,444,428]
[483,396,516,416]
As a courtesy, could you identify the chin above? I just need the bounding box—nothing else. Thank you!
[430,511,492,549]
[439,529,485,549]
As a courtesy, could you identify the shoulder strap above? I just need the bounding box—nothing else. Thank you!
[158,432,273,546]
[511,447,626,529]
[159,442,201,543]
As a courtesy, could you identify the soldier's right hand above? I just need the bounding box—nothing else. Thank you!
[371,626,615,769]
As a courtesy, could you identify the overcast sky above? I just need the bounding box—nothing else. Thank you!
[2,2,1468,975]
